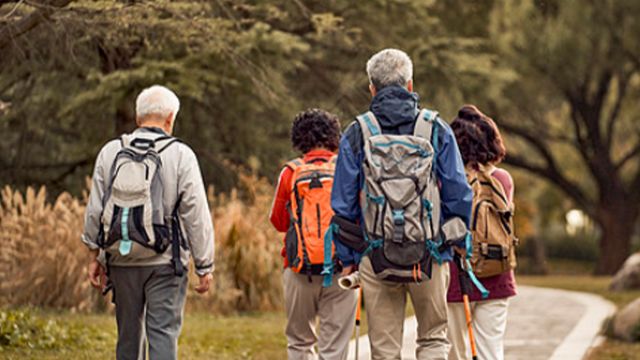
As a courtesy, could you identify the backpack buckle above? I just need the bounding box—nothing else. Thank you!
[392,210,405,243]
[309,172,323,189]
[392,210,405,226]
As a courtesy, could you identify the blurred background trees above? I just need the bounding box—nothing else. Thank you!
[1,0,639,274]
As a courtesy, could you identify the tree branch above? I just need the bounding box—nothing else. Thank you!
[606,70,631,149]
[499,120,595,215]
[616,140,640,171]
[505,154,594,217]
[0,0,72,50]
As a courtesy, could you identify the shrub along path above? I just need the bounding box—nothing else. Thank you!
[348,285,615,360]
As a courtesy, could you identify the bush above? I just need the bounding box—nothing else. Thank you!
[544,229,599,262]
[188,173,283,314]
[0,309,78,350]
[0,174,284,314]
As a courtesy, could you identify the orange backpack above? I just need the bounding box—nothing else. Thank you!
[284,156,336,276]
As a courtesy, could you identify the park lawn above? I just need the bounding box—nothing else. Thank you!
[0,310,288,360]
[0,290,414,360]
[518,274,640,360]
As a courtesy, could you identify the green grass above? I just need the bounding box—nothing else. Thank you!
[0,310,288,360]
[0,290,412,360]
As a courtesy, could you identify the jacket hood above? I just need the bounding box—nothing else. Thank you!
[369,85,419,131]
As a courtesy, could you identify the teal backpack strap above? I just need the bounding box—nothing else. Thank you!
[321,223,338,287]
[414,109,437,139]
[465,258,490,299]
[462,232,489,298]
[416,108,440,181]
[414,108,440,154]
[356,111,382,139]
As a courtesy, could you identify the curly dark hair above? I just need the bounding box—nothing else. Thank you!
[451,105,506,167]
[291,108,341,154]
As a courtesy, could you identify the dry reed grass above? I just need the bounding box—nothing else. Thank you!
[0,186,98,311]
[0,174,284,314]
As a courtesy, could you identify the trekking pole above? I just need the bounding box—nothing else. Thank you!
[355,287,362,359]
[456,253,479,360]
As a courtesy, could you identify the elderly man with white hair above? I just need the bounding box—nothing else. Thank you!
[330,49,472,359]
[82,85,214,360]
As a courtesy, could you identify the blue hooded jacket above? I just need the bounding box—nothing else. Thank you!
[330,86,473,266]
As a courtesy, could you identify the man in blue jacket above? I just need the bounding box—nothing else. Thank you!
[331,49,472,360]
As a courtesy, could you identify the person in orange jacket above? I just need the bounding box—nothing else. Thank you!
[270,109,357,360]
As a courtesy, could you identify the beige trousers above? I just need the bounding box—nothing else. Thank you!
[283,269,357,360]
[360,256,451,360]
[447,298,509,360]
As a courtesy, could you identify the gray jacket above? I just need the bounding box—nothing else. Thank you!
[82,127,215,276]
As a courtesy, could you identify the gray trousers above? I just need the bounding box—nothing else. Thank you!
[110,265,188,360]
[283,269,357,360]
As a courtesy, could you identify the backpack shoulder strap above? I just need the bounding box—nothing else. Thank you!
[414,109,439,150]
[356,111,382,141]
[476,165,510,207]
[157,137,182,153]
[119,134,133,148]
[285,158,304,172]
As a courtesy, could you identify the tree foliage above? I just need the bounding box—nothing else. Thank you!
[1,0,494,194]
[484,0,640,273]
[2,0,640,272]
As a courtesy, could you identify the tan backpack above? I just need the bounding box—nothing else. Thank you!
[468,165,518,278]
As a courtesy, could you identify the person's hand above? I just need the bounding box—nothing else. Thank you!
[195,273,213,294]
[88,259,105,289]
[341,264,356,277]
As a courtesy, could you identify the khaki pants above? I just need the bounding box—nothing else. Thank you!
[360,256,451,360]
[283,269,357,360]
[447,298,509,360]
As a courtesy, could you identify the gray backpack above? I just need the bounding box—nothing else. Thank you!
[357,109,442,282]
[98,134,180,261]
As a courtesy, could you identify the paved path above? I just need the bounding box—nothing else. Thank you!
[348,285,615,360]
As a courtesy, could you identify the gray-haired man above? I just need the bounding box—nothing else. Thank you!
[82,85,215,360]
[331,49,473,359]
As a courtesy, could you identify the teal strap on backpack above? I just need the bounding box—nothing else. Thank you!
[321,223,338,288]
[422,199,443,264]
[362,231,383,257]
[426,239,444,265]
[465,258,490,299]
[422,111,438,148]
[362,112,381,136]
[461,232,489,298]
[366,191,385,205]
[119,207,132,256]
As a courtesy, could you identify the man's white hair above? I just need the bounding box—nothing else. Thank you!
[366,48,413,90]
[135,85,180,121]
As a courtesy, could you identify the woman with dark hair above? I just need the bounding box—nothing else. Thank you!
[269,109,357,360]
[447,105,517,360]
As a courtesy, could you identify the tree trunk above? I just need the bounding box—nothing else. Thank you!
[595,202,637,275]
[529,235,549,275]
